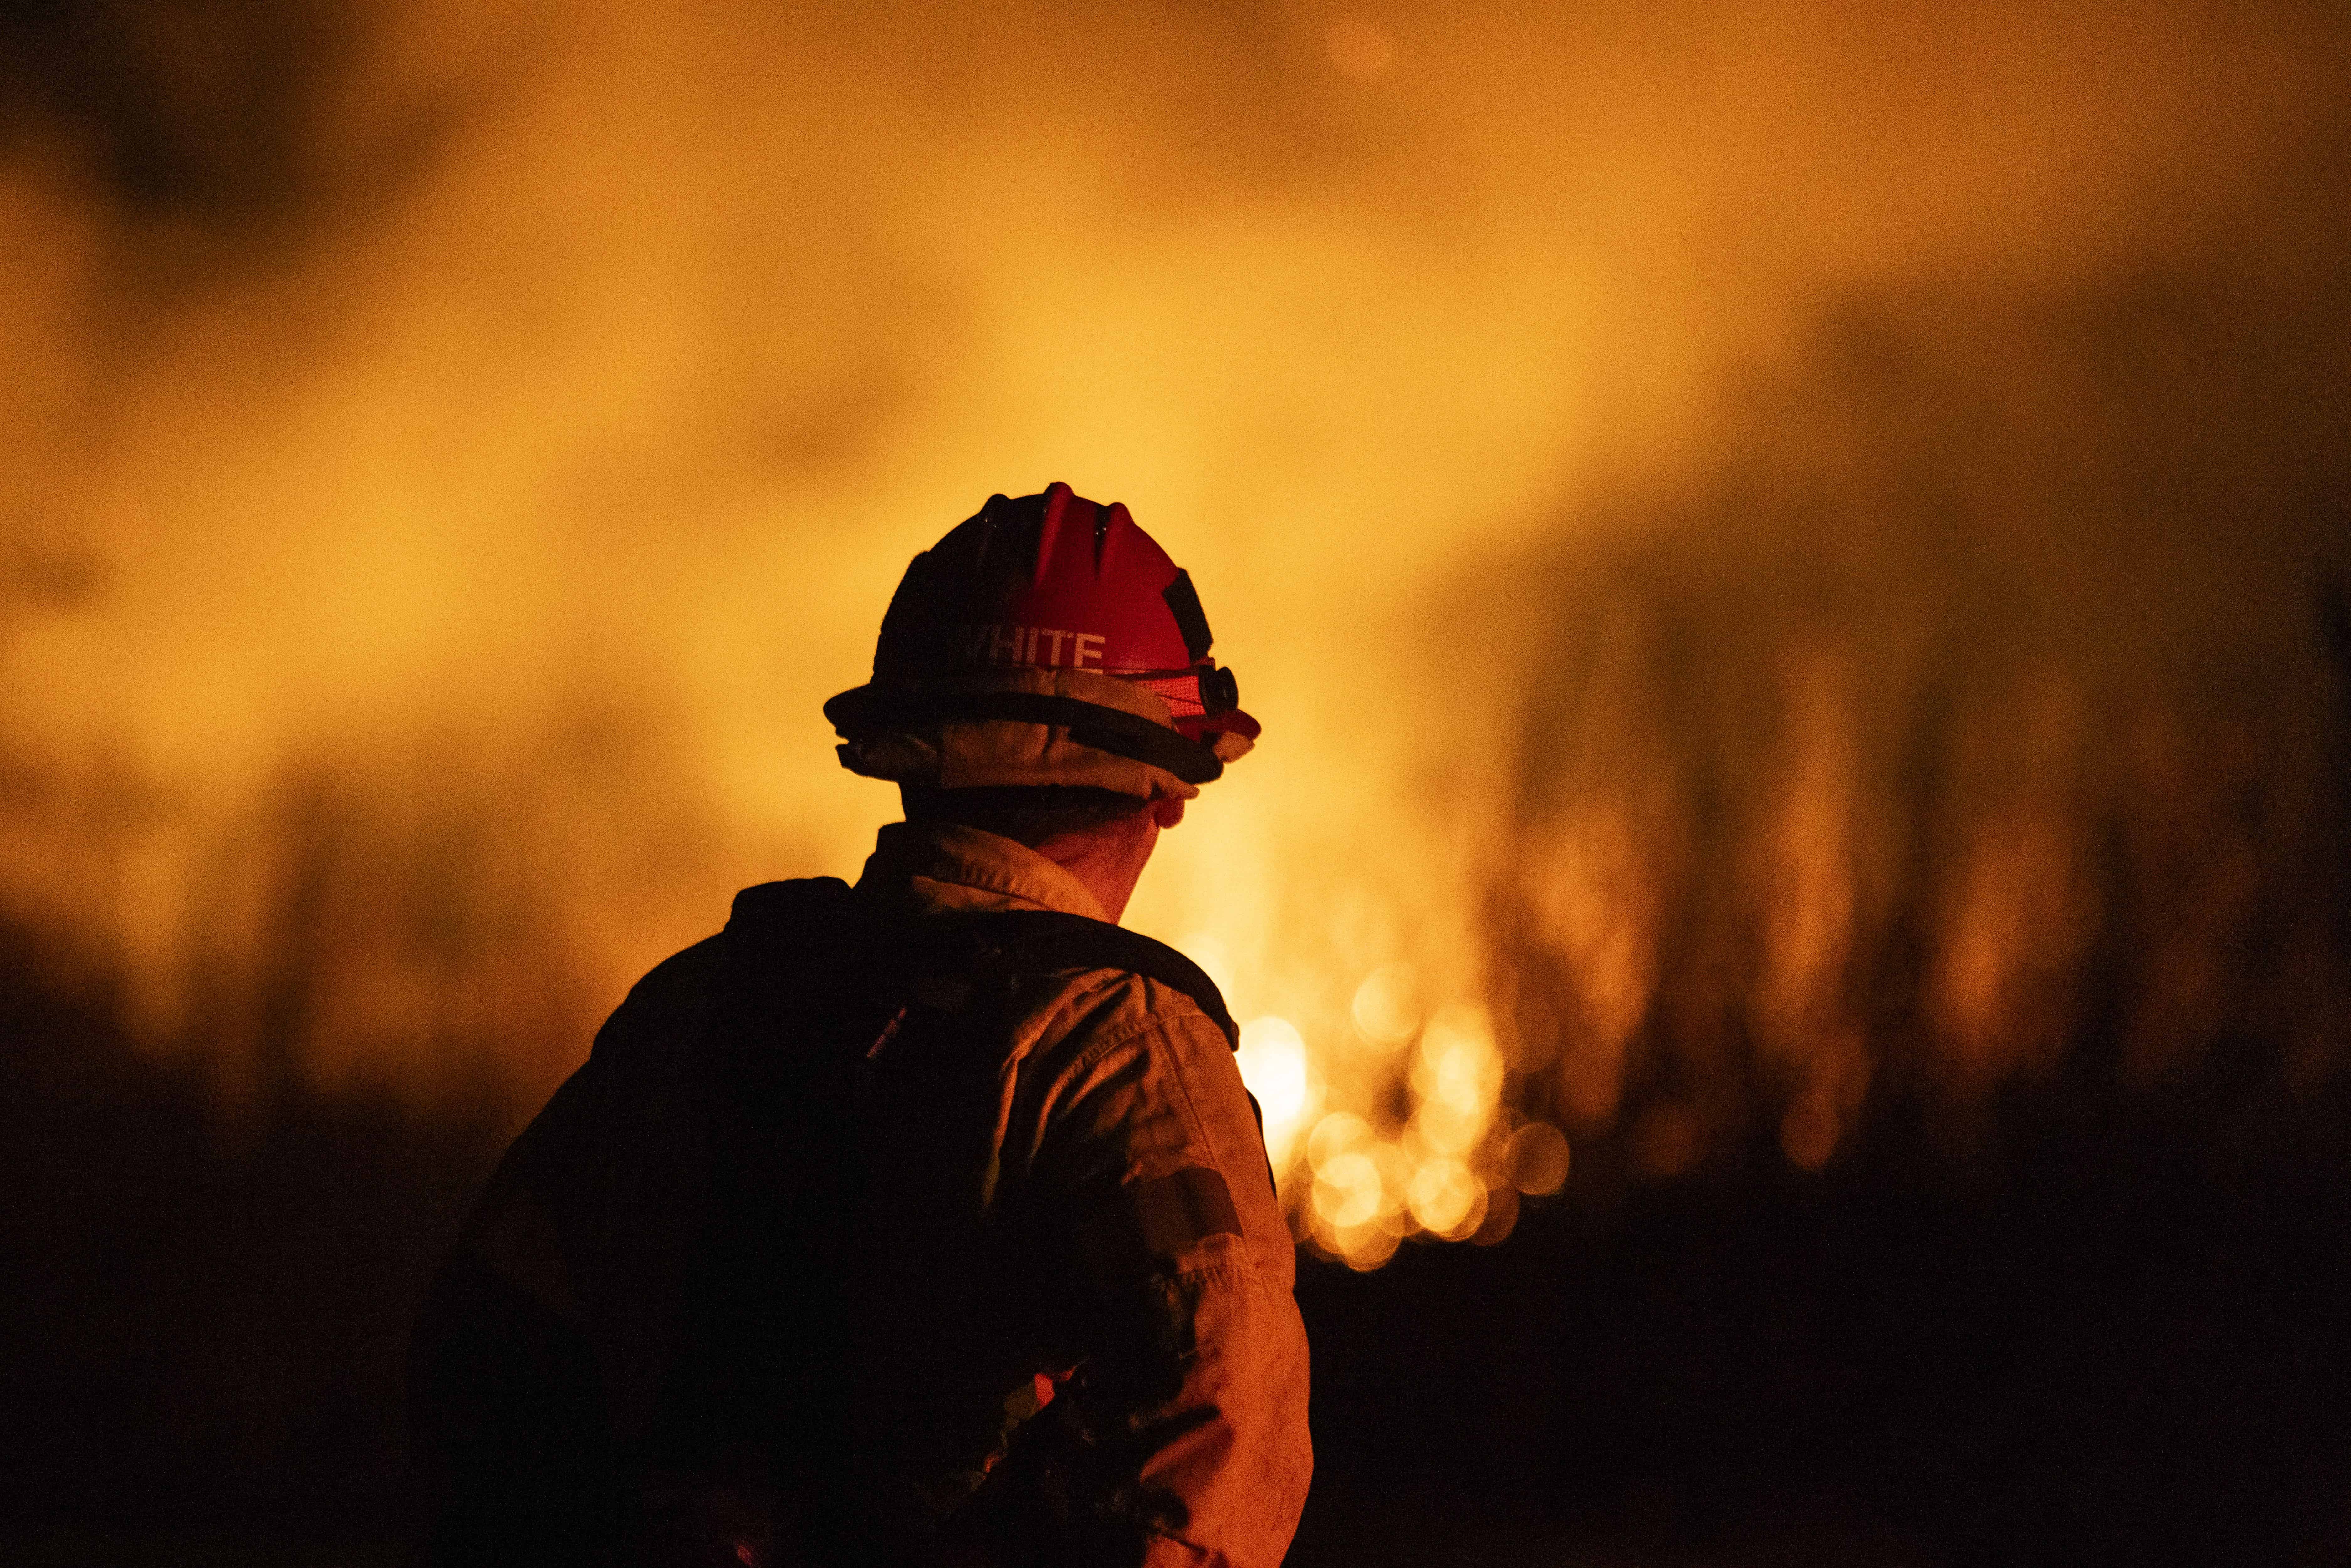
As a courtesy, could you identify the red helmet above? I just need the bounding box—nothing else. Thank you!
[826,483,1259,790]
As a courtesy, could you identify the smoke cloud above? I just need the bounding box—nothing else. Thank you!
[3,0,2346,1253]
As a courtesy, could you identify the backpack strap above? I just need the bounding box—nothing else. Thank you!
[725,876,864,953]
[718,882,1238,1049]
[909,910,1238,1049]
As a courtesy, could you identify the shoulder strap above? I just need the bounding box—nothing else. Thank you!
[725,875,861,943]
[716,881,1238,1049]
[918,910,1239,1049]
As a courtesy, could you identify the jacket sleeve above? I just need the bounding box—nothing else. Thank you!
[1029,984,1314,1568]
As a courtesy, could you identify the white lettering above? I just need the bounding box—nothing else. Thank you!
[1038,627,1069,665]
[1072,633,1104,670]
[990,623,1023,664]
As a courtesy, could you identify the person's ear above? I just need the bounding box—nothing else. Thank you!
[1150,796,1187,830]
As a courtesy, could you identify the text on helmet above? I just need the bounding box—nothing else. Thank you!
[959,623,1108,670]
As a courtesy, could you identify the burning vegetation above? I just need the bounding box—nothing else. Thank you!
[3,0,2348,1272]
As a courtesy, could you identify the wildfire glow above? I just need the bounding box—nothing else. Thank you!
[1234,1015,1316,1171]
[2,0,2346,1271]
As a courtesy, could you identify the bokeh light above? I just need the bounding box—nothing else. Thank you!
[1235,1014,1316,1171]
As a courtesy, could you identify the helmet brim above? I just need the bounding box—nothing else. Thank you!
[825,683,1228,786]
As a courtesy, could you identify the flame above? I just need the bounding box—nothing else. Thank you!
[3,0,2348,1267]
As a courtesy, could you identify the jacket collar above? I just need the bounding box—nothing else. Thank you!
[854,819,1109,924]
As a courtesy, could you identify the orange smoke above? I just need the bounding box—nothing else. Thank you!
[2,0,2346,1264]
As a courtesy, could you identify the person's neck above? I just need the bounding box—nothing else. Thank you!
[1031,818,1159,924]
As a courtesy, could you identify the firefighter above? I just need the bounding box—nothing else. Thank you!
[410,484,1312,1568]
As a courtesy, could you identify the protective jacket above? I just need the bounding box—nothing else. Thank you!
[410,821,1312,1568]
